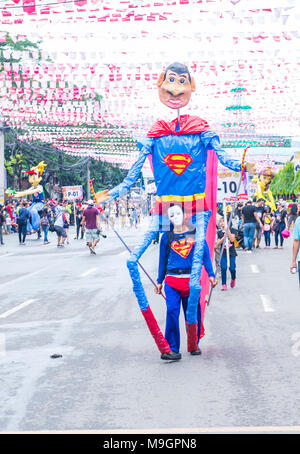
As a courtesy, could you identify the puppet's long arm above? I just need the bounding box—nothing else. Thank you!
[210,137,242,172]
[256,181,264,199]
[266,189,276,211]
[10,185,43,198]
[108,141,152,201]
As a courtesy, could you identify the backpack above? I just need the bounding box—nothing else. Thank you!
[49,221,55,232]
[41,215,49,226]
[49,214,57,232]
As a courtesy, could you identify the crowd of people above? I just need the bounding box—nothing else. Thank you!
[0,196,299,271]
[215,197,300,290]
[0,197,143,250]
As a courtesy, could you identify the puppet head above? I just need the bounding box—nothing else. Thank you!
[26,161,47,187]
[157,62,195,110]
[258,167,274,189]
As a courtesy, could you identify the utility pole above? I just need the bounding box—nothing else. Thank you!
[0,125,5,205]
[86,158,90,200]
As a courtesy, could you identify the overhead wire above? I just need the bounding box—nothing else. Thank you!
[0,1,80,10]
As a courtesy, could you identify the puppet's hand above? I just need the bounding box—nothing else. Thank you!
[95,189,110,204]
[245,162,256,174]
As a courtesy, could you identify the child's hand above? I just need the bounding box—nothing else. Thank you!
[209,277,218,288]
[155,284,163,294]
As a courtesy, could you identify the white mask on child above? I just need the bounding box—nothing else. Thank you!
[167,205,184,227]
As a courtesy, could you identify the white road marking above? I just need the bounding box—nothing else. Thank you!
[260,294,275,312]
[80,267,98,278]
[0,253,14,258]
[251,264,259,273]
[0,267,49,289]
[0,333,5,358]
[0,299,37,319]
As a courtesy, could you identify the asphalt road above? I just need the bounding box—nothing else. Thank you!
[0,221,299,434]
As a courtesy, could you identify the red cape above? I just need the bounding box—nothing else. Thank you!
[147,115,210,137]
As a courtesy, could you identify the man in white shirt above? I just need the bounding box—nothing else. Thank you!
[54,207,67,248]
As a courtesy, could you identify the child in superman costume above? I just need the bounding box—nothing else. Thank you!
[96,62,256,360]
[155,204,217,359]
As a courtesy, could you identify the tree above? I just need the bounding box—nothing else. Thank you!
[292,169,300,195]
[4,127,127,198]
[270,161,296,198]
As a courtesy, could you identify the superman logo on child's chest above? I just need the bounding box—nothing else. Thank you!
[171,237,195,258]
[163,153,193,176]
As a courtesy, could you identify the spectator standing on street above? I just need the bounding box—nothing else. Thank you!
[241,200,263,253]
[216,217,238,290]
[75,203,84,239]
[272,202,288,249]
[40,208,51,245]
[262,206,273,248]
[0,205,5,245]
[82,199,101,255]
[5,210,12,234]
[63,208,70,244]
[288,202,299,230]
[119,203,127,228]
[129,207,138,229]
[17,201,30,245]
[290,215,300,288]
[234,202,244,225]
[4,201,13,223]
[54,206,67,248]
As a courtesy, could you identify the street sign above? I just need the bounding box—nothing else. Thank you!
[217,165,248,202]
[62,185,83,201]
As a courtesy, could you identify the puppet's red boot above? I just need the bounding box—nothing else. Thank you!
[186,322,199,354]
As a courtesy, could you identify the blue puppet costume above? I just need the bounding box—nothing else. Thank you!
[96,63,256,360]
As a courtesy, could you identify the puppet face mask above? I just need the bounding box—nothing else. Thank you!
[259,174,273,187]
[157,67,195,110]
[167,205,184,227]
[28,173,42,186]
[259,169,274,188]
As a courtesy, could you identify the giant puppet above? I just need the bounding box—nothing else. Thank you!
[96,62,256,359]
[253,166,276,212]
[6,161,47,232]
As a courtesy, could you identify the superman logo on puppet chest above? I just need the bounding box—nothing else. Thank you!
[163,153,193,176]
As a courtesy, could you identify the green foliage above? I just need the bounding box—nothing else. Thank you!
[270,161,297,196]
[292,169,300,194]
[0,31,41,66]
[4,128,126,195]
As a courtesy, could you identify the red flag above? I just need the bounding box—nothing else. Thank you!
[23,0,35,14]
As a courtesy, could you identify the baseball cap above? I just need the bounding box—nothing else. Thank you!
[87,199,94,205]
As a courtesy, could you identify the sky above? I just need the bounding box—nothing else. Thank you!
[1,0,300,143]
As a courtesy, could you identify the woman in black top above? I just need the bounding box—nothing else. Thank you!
[75,205,84,239]
[272,203,288,248]
[216,217,238,291]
